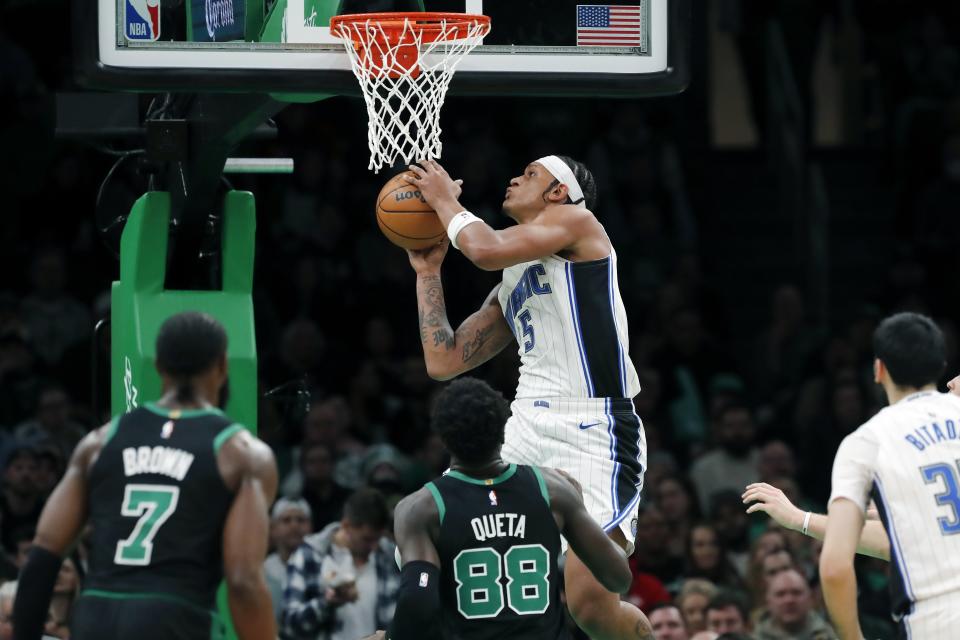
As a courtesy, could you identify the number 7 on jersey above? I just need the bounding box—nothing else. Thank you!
[114,484,180,566]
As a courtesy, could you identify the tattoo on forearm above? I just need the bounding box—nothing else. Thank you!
[433,329,455,350]
[418,274,452,347]
[462,326,494,362]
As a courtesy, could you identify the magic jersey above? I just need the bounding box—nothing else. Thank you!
[497,251,640,400]
[830,391,960,622]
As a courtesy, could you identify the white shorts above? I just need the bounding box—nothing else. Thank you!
[501,397,647,554]
[902,593,960,638]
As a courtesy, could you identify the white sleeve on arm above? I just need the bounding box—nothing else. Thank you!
[829,428,879,513]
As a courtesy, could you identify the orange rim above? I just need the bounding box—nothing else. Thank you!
[329,12,491,46]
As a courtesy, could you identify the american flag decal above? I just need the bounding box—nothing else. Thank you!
[576,5,643,47]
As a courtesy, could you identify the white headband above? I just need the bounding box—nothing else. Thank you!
[536,155,585,205]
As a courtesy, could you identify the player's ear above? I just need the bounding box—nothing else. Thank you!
[548,182,568,204]
[873,358,883,385]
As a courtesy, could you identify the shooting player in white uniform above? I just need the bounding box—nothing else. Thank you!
[405,157,651,640]
[820,312,960,639]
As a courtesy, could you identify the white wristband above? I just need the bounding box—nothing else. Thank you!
[447,210,482,250]
[801,511,812,536]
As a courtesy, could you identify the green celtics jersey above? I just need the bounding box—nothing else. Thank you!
[426,464,569,640]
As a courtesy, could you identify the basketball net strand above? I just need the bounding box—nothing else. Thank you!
[337,18,488,172]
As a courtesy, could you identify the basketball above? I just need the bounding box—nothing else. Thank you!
[375,172,444,250]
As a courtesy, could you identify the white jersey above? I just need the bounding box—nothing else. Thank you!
[497,250,640,400]
[830,391,960,626]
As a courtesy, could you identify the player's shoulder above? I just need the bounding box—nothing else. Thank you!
[538,203,595,227]
[73,420,115,469]
[217,426,275,475]
[394,485,440,528]
[866,391,960,429]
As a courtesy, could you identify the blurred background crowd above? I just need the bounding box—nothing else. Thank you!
[3,0,960,639]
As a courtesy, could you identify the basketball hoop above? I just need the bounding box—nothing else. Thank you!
[330,12,491,172]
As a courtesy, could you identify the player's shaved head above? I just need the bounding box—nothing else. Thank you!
[431,377,509,465]
[873,312,945,389]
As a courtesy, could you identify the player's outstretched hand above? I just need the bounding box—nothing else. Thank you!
[742,482,804,531]
[949,374,960,396]
[407,160,463,210]
[407,237,450,273]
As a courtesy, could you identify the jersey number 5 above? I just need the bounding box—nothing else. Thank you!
[114,484,180,565]
[518,310,535,353]
[453,545,550,619]
[921,462,960,535]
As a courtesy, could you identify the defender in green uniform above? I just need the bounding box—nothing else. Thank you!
[386,378,634,640]
[14,312,277,640]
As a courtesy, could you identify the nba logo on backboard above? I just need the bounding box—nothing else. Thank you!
[125,0,160,41]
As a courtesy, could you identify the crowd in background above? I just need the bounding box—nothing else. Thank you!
[3,1,960,639]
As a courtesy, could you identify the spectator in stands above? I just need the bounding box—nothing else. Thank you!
[633,503,686,587]
[29,444,64,499]
[685,523,746,592]
[745,530,789,605]
[655,474,700,560]
[676,579,718,635]
[265,498,312,622]
[282,488,398,640]
[0,332,40,427]
[690,402,760,509]
[752,285,820,401]
[709,491,753,577]
[754,569,837,640]
[625,568,672,613]
[304,397,365,458]
[705,591,751,635]
[45,556,79,639]
[11,526,35,569]
[651,306,727,448]
[20,247,91,367]
[14,386,86,460]
[0,444,42,554]
[279,398,359,494]
[650,602,690,640]
[756,440,796,484]
[299,442,352,532]
[361,445,407,514]
[761,549,798,589]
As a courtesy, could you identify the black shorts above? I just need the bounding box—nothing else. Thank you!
[71,591,225,640]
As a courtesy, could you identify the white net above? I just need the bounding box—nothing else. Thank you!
[332,16,489,172]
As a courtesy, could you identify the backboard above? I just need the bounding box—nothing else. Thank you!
[78,0,688,97]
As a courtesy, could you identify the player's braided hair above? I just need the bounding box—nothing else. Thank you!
[155,312,228,401]
[873,312,946,388]
[556,155,598,211]
[431,377,509,465]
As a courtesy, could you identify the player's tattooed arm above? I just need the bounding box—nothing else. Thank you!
[417,272,457,351]
[461,325,495,362]
[414,280,512,380]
